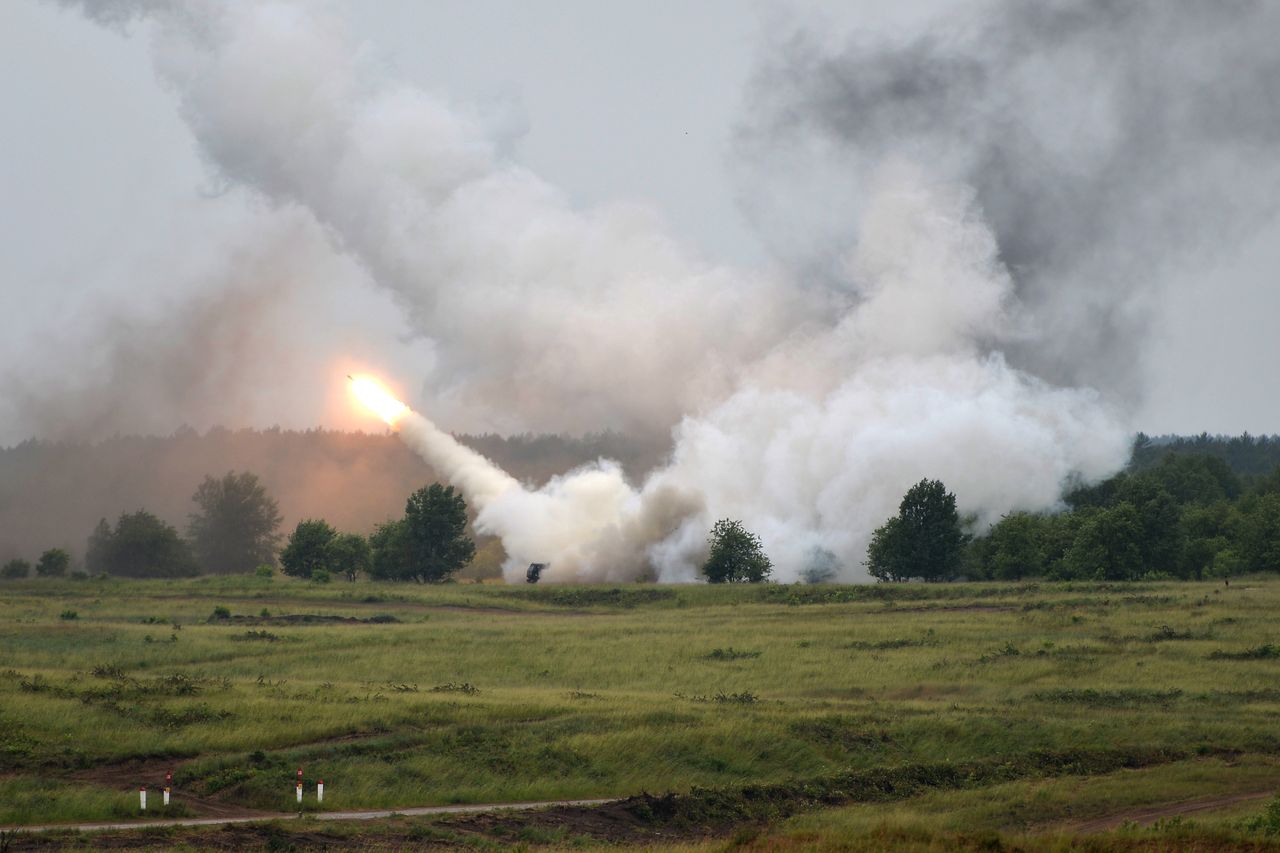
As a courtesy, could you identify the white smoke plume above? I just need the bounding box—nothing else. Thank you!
[381,168,1126,582]
[57,0,803,438]
[61,0,1140,581]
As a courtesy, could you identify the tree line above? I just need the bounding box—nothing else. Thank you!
[5,434,1280,584]
[869,451,1280,582]
[2,471,282,580]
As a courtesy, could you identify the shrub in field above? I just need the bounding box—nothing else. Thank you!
[704,648,762,661]
[0,559,29,580]
[85,512,198,578]
[1245,794,1280,835]
[209,606,231,621]
[59,610,77,620]
[35,548,70,577]
[431,682,479,694]
[232,630,280,642]
[254,565,274,579]
[714,691,759,704]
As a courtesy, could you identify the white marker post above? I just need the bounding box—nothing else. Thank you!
[296,767,303,805]
[139,786,147,811]
[164,771,172,806]
[317,779,324,804]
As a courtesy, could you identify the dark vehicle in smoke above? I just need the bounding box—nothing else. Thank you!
[526,563,546,583]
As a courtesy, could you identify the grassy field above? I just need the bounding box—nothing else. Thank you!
[1,575,1279,849]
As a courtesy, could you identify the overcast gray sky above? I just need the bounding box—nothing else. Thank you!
[2,0,1277,445]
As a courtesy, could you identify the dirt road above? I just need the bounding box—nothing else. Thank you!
[0,798,617,835]
[1064,789,1274,833]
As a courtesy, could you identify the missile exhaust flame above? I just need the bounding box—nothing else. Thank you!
[348,375,408,427]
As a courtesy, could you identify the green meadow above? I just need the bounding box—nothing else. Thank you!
[1,575,1279,849]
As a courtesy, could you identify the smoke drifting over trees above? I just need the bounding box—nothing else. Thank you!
[11,1,1278,580]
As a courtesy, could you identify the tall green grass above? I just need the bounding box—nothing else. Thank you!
[1,576,1278,825]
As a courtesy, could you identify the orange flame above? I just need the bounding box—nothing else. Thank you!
[349,375,408,426]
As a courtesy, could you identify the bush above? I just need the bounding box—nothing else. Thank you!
[1,559,30,580]
[59,609,78,620]
[704,648,762,661]
[35,548,70,578]
[255,565,274,579]
[210,606,231,620]
[311,569,332,584]
[1245,794,1280,836]
[85,511,198,578]
[1209,644,1280,660]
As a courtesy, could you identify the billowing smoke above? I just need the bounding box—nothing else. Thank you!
[65,0,1277,581]
[379,166,1125,582]
[56,0,803,439]
[735,0,1280,399]
[397,411,702,583]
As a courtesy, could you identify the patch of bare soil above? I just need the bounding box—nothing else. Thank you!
[1063,790,1274,833]
[438,794,703,845]
[68,759,269,821]
[218,613,398,625]
[3,796,708,851]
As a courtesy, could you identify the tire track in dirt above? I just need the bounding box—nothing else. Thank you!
[0,798,619,835]
[1062,789,1274,833]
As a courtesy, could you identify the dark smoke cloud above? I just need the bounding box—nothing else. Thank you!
[736,0,1280,401]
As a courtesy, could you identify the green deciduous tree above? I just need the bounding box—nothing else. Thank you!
[187,471,282,574]
[370,484,475,583]
[85,518,112,575]
[35,548,70,578]
[1064,503,1144,581]
[1239,493,1280,573]
[1178,499,1236,580]
[330,533,372,582]
[866,479,966,582]
[1133,488,1185,576]
[701,518,772,583]
[279,519,337,580]
[88,511,198,578]
[369,518,410,581]
[978,512,1047,580]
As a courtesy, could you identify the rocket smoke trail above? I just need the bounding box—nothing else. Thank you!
[59,0,1277,580]
[367,395,701,582]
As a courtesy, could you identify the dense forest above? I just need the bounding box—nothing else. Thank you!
[1130,432,1280,477]
[964,435,1280,581]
